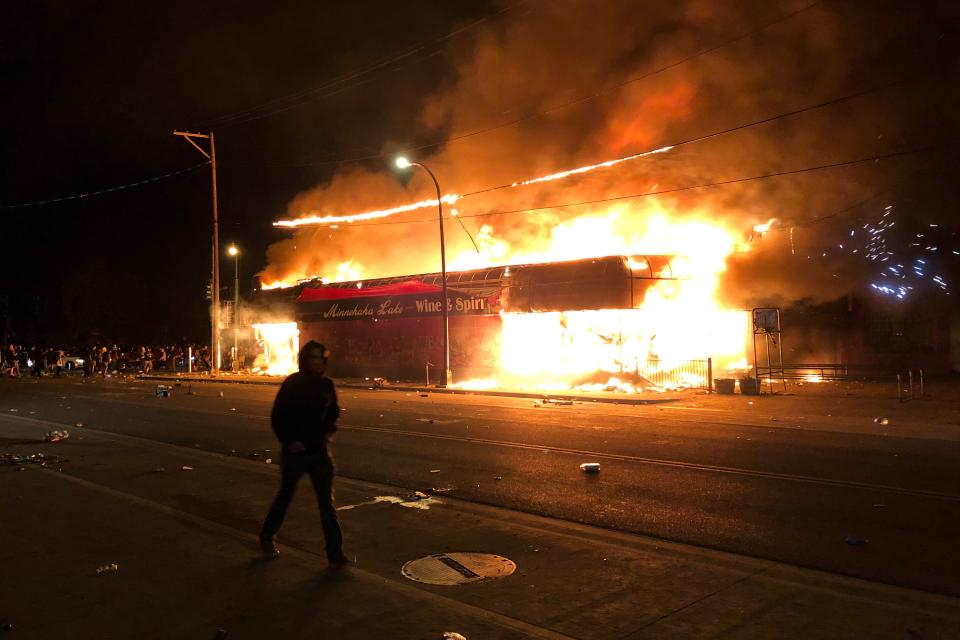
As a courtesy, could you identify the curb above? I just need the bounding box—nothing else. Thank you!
[138,375,681,406]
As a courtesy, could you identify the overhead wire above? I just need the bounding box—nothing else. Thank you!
[306,142,954,229]
[226,1,820,167]
[0,161,211,209]
[208,4,521,129]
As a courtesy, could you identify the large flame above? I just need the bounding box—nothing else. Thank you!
[252,322,300,376]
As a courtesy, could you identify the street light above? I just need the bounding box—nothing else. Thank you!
[227,245,240,371]
[394,156,452,387]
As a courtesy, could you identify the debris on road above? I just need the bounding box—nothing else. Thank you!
[1,452,67,467]
[265,458,272,464]
[419,393,429,397]
[443,633,467,640]
[411,491,430,500]
[580,462,601,473]
[845,535,868,546]
[1,623,14,631]
[429,469,441,473]
[95,563,119,575]
[44,429,69,443]
[152,467,166,473]
[218,391,224,397]
[428,487,453,495]
[181,465,194,471]
[873,417,890,425]
[75,423,83,428]
[155,385,171,398]
[536,398,574,406]
[247,449,272,460]
[494,476,503,481]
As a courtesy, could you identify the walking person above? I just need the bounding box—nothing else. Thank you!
[259,341,348,569]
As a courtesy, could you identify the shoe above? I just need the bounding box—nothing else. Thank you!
[259,535,279,560]
[328,552,350,570]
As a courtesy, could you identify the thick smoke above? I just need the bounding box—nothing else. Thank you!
[260,0,959,307]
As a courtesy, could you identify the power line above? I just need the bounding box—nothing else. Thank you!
[0,162,211,209]
[229,1,819,168]
[273,73,924,227]
[208,4,521,130]
[308,142,952,228]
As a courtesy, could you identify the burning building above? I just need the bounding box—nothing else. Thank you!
[249,253,750,391]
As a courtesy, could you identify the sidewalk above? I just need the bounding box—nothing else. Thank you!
[140,372,684,406]
[2,413,958,639]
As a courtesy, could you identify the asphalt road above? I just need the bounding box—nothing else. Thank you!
[2,375,958,596]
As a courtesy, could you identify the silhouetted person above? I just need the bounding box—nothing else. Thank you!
[260,341,347,569]
[30,346,42,379]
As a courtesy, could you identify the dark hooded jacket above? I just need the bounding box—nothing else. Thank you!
[270,341,339,453]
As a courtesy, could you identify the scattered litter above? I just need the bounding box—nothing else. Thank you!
[443,633,467,640]
[1,452,67,467]
[494,476,503,481]
[218,391,224,398]
[372,377,388,389]
[873,417,890,425]
[230,408,237,412]
[419,393,429,397]
[8,409,17,412]
[181,465,194,471]
[265,458,272,464]
[412,491,430,500]
[428,487,453,495]
[536,398,574,406]
[44,430,70,443]
[152,468,166,473]
[155,385,171,398]
[2,623,14,631]
[429,469,441,473]
[844,535,868,546]
[770,417,778,422]
[95,563,119,575]
[75,423,84,428]
[580,463,601,473]
[247,449,271,460]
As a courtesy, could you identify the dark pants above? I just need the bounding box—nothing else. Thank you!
[261,450,343,561]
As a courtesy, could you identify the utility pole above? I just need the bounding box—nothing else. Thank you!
[173,130,221,375]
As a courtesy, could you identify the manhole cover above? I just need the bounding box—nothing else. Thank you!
[401,553,516,585]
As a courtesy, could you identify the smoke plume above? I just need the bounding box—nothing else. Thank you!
[260,0,960,307]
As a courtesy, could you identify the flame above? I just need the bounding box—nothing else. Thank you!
[274,194,460,228]
[252,322,300,376]
[272,147,673,230]
[752,218,776,236]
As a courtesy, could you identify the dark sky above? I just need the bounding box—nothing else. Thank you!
[3,0,959,345]
[2,0,493,343]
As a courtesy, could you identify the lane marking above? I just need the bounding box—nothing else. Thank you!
[339,424,960,502]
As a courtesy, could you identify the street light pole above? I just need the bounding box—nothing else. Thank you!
[395,157,451,387]
[228,245,240,371]
[173,129,221,376]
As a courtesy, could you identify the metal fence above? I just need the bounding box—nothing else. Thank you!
[636,358,711,390]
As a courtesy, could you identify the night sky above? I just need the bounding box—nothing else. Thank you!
[3,1,959,345]
[2,0,493,343]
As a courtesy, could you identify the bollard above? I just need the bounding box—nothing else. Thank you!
[897,373,902,402]
[920,368,924,398]
[188,347,193,373]
[909,370,914,400]
[425,362,432,387]
[707,357,713,394]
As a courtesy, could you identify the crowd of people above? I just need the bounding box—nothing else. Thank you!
[1,343,223,378]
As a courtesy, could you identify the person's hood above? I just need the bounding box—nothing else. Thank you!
[297,340,331,372]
